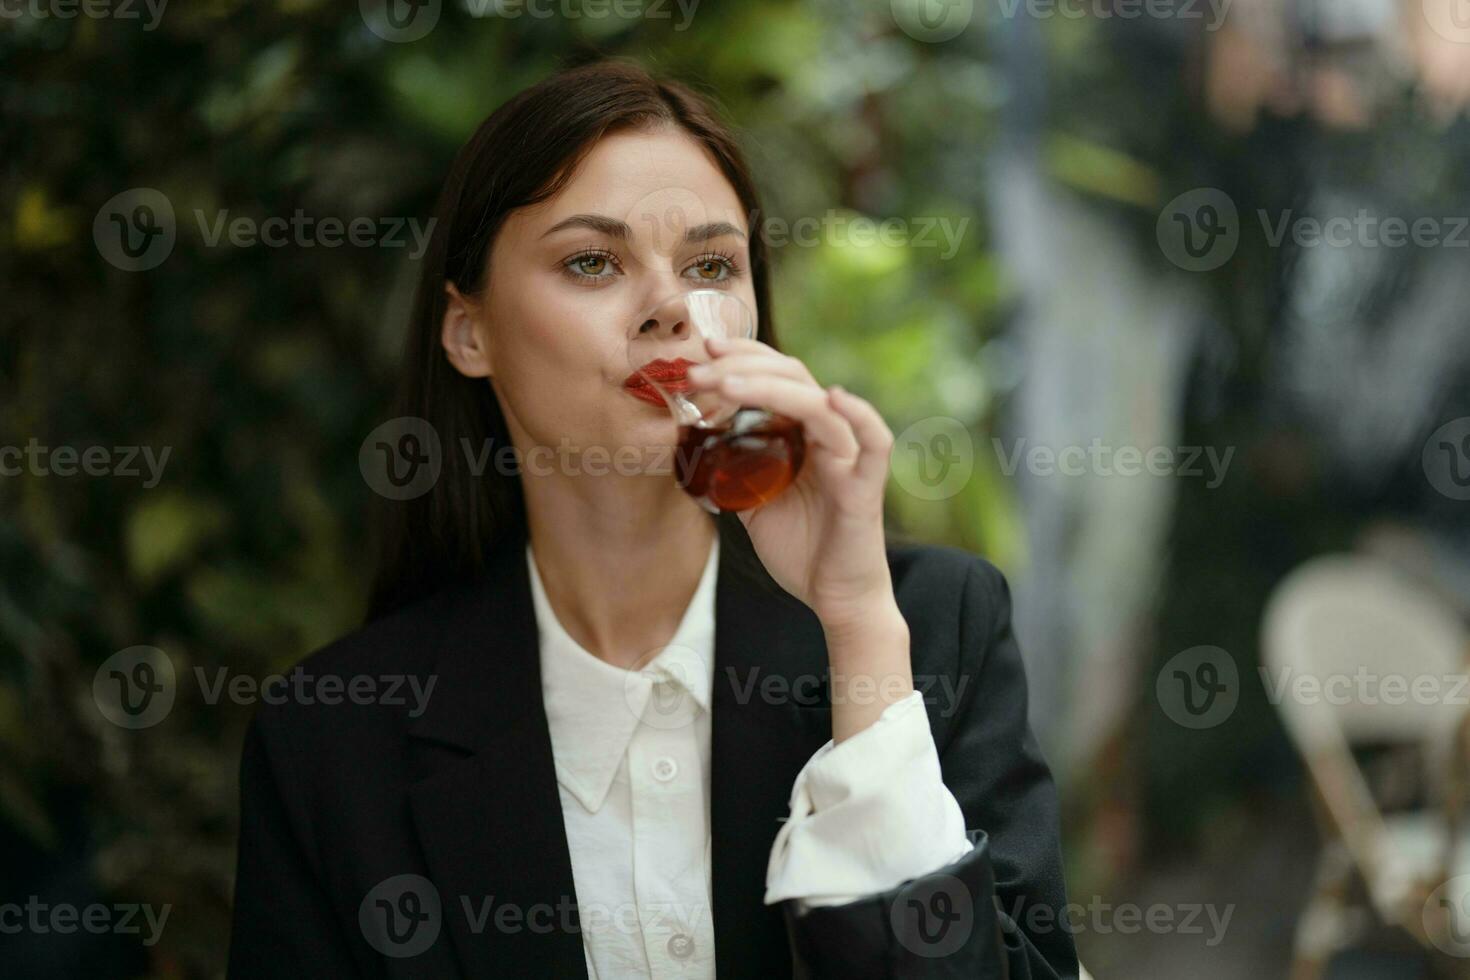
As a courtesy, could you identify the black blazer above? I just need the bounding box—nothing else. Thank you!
[226,522,1079,979]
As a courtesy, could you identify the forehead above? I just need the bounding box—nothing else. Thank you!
[523,126,748,238]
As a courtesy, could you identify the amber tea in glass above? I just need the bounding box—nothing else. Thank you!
[628,290,806,513]
[675,409,806,513]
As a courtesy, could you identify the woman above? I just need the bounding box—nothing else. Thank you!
[227,59,1078,980]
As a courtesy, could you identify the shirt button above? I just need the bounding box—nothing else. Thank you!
[652,757,678,782]
[667,933,695,959]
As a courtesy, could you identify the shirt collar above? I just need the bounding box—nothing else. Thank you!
[528,533,719,813]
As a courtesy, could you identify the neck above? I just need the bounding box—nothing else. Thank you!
[524,472,717,671]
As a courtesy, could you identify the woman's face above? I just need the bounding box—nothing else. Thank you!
[447,125,758,463]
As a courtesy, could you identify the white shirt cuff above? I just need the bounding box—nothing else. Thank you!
[763,689,973,911]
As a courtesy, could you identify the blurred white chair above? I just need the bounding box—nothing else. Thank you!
[1263,553,1470,978]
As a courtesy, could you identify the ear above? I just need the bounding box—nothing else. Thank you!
[441,282,494,379]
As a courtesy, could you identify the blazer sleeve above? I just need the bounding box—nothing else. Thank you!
[227,711,360,978]
[778,557,1080,979]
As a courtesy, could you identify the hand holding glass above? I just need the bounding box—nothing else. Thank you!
[626,289,806,513]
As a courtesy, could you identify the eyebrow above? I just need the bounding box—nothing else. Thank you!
[540,213,747,243]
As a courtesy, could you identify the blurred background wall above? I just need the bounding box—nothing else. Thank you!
[5,0,1470,976]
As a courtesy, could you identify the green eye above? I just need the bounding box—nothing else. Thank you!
[563,249,619,280]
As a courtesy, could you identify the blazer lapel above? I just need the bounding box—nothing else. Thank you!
[710,521,836,980]
[404,531,588,979]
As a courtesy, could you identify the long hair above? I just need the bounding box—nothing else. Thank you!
[366,59,780,621]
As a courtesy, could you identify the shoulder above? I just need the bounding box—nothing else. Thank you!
[242,581,468,754]
[886,538,1012,642]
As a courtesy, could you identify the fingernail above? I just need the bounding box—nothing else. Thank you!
[723,375,747,391]
[687,363,709,380]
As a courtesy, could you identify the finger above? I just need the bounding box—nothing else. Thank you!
[715,374,859,461]
[705,336,788,361]
[826,386,894,484]
[687,353,811,388]
[704,337,815,380]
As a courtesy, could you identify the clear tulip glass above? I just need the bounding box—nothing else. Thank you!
[626,289,805,513]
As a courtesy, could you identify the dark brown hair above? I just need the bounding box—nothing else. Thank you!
[367,58,780,620]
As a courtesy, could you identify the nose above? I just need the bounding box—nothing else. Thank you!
[636,293,693,339]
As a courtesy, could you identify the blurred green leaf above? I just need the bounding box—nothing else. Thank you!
[125,494,230,587]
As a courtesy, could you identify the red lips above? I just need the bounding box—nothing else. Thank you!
[624,357,698,406]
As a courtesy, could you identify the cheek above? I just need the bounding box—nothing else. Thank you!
[489,287,627,428]
[496,282,611,373]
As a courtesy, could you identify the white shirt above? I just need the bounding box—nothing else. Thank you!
[527,533,972,980]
